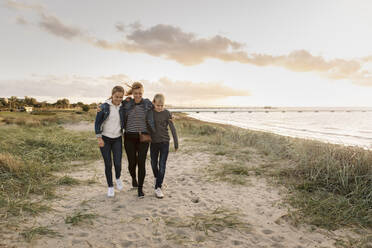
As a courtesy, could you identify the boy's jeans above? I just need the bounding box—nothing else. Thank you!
[150,142,169,189]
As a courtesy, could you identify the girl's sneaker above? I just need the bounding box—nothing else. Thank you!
[107,187,115,197]
[116,179,123,191]
[155,188,164,198]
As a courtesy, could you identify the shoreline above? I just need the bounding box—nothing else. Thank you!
[186,112,372,150]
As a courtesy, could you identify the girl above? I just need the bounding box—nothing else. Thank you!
[123,82,155,198]
[95,86,125,197]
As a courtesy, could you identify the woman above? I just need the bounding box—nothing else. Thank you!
[123,82,155,198]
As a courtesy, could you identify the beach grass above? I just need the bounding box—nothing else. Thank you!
[174,114,372,230]
[64,211,98,226]
[0,112,100,219]
[0,110,95,127]
[57,175,81,185]
[164,207,250,237]
[20,226,61,242]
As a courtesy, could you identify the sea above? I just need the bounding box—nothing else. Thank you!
[172,107,372,149]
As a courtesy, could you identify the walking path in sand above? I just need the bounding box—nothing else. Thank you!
[1,122,361,248]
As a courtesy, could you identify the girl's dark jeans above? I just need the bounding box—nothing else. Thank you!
[150,142,169,189]
[100,135,122,187]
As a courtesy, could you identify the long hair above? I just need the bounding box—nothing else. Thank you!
[125,82,144,96]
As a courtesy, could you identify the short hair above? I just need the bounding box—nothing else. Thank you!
[153,93,165,104]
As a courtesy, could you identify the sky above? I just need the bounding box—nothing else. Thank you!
[1,0,372,107]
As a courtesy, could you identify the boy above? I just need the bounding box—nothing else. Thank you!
[150,94,178,198]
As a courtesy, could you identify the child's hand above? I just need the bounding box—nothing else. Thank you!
[98,138,104,147]
[97,106,102,113]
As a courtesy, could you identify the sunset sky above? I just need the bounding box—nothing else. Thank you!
[1,0,372,106]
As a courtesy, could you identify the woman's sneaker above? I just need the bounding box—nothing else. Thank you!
[138,187,145,198]
[155,188,164,198]
[116,179,123,191]
[132,179,138,188]
[107,187,115,197]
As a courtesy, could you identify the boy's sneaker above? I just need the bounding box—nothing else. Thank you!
[138,187,145,198]
[116,179,123,191]
[155,188,164,198]
[107,187,115,197]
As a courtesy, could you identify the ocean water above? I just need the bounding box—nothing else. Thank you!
[183,108,372,149]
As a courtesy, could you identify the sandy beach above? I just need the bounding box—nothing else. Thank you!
[1,119,369,248]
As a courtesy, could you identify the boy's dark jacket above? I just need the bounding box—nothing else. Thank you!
[95,98,155,138]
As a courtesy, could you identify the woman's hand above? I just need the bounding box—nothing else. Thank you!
[97,106,102,113]
[98,137,104,147]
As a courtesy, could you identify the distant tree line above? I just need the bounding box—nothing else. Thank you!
[0,96,98,112]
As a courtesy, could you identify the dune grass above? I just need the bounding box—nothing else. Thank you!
[203,162,251,185]
[64,211,98,226]
[174,114,372,230]
[57,175,81,185]
[20,226,61,242]
[0,112,100,219]
[164,207,250,244]
[0,110,95,127]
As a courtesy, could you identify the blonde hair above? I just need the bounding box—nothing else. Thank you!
[125,82,144,96]
[153,93,165,104]
[109,85,125,99]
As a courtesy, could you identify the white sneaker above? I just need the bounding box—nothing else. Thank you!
[155,188,164,198]
[116,179,123,191]
[107,187,115,197]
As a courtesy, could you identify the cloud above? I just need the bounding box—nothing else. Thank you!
[7,1,372,86]
[15,16,28,25]
[4,0,44,12]
[38,13,83,39]
[0,75,247,105]
[143,77,250,104]
[115,22,125,32]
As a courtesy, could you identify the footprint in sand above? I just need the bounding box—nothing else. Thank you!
[168,208,176,213]
[77,232,89,237]
[232,240,244,246]
[121,240,133,247]
[271,235,285,243]
[262,229,274,235]
[271,243,286,248]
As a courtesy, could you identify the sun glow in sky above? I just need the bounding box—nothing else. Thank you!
[1,0,372,106]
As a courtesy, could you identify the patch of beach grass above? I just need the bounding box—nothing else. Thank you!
[0,110,95,127]
[20,226,61,242]
[334,234,372,248]
[64,211,98,226]
[164,207,250,237]
[57,175,80,185]
[203,162,251,185]
[1,198,51,218]
[0,122,99,219]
